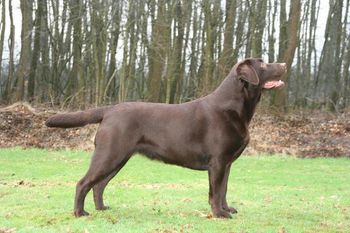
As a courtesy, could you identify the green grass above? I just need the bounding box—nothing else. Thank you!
[0,148,349,233]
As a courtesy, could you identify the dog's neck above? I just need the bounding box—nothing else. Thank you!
[208,73,261,124]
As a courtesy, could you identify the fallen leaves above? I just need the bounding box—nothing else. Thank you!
[247,110,350,157]
[0,228,16,233]
[1,103,349,157]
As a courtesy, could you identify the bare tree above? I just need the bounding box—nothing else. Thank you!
[315,0,343,111]
[104,0,123,102]
[3,0,15,101]
[15,0,33,101]
[271,0,301,110]
[0,0,348,110]
[0,0,6,97]
[267,0,278,63]
[68,0,84,106]
[147,0,169,102]
[28,0,44,101]
[218,0,236,79]
[166,0,185,104]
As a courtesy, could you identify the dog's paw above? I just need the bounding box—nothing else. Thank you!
[223,206,238,214]
[96,205,110,211]
[213,210,232,219]
[74,209,90,217]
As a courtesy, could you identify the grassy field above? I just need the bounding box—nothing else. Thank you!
[0,148,349,233]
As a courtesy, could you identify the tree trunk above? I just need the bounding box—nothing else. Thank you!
[342,33,350,108]
[252,0,267,57]
[271,0,301,110]
[233,1,248,63]
[39,0,49,102]
[245,0,256,57]
[199,0,216,95]
[268,0,277,62]
[90,0,107,105]
[342,0,350,108]
[68,0,84,107]
[28,0,44,101]
[0,0,6,98]
[187,6,200,100]
[4,0,15,102]
[15,0,33,101]
[168,0,184,104]
[147,0,168,102]
[315,0,343,111]
[105,1,123,102]
[178,0,192,102]
[127,0,140,101]
[278,0,287,61]
[119,0,134,102]
[218,0,236,80]
[49,0,62,104]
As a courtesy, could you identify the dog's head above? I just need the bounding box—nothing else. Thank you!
[234,58,286,90]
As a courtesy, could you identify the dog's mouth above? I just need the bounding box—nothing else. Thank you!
[263,80,285,89]
[262,63,286,89]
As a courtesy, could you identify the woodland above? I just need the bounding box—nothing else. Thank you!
[0,3,350,232]
[0,0,349,112]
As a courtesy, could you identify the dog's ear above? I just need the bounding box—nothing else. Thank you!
[236,60,259,86]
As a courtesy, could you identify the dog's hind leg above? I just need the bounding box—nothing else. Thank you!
[93,158,129,210]
[74,143,132,217]
[93,170,118,210]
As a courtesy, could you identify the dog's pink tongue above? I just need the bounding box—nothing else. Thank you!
[263,80,285,89]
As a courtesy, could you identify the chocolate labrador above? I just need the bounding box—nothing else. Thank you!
[46,58,286,218]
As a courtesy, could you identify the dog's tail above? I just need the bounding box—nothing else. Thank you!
[45,106,112,128]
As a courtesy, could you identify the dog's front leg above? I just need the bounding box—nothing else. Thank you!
[221,142,248,214]
[221,163,238,214]
[208,159,232,219]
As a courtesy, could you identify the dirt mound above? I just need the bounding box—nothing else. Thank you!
[0,103,97,151]
[0,103,349,157]
[247,111,350,157]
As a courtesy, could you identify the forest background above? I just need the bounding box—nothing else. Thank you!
[0,0,349,112]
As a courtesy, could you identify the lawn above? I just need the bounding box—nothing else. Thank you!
[0,148,349,233]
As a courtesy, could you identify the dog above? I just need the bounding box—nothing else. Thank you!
[46,58,286,218]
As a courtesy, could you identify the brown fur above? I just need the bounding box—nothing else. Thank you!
[46,106,111,128]
[46,58,287,218]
